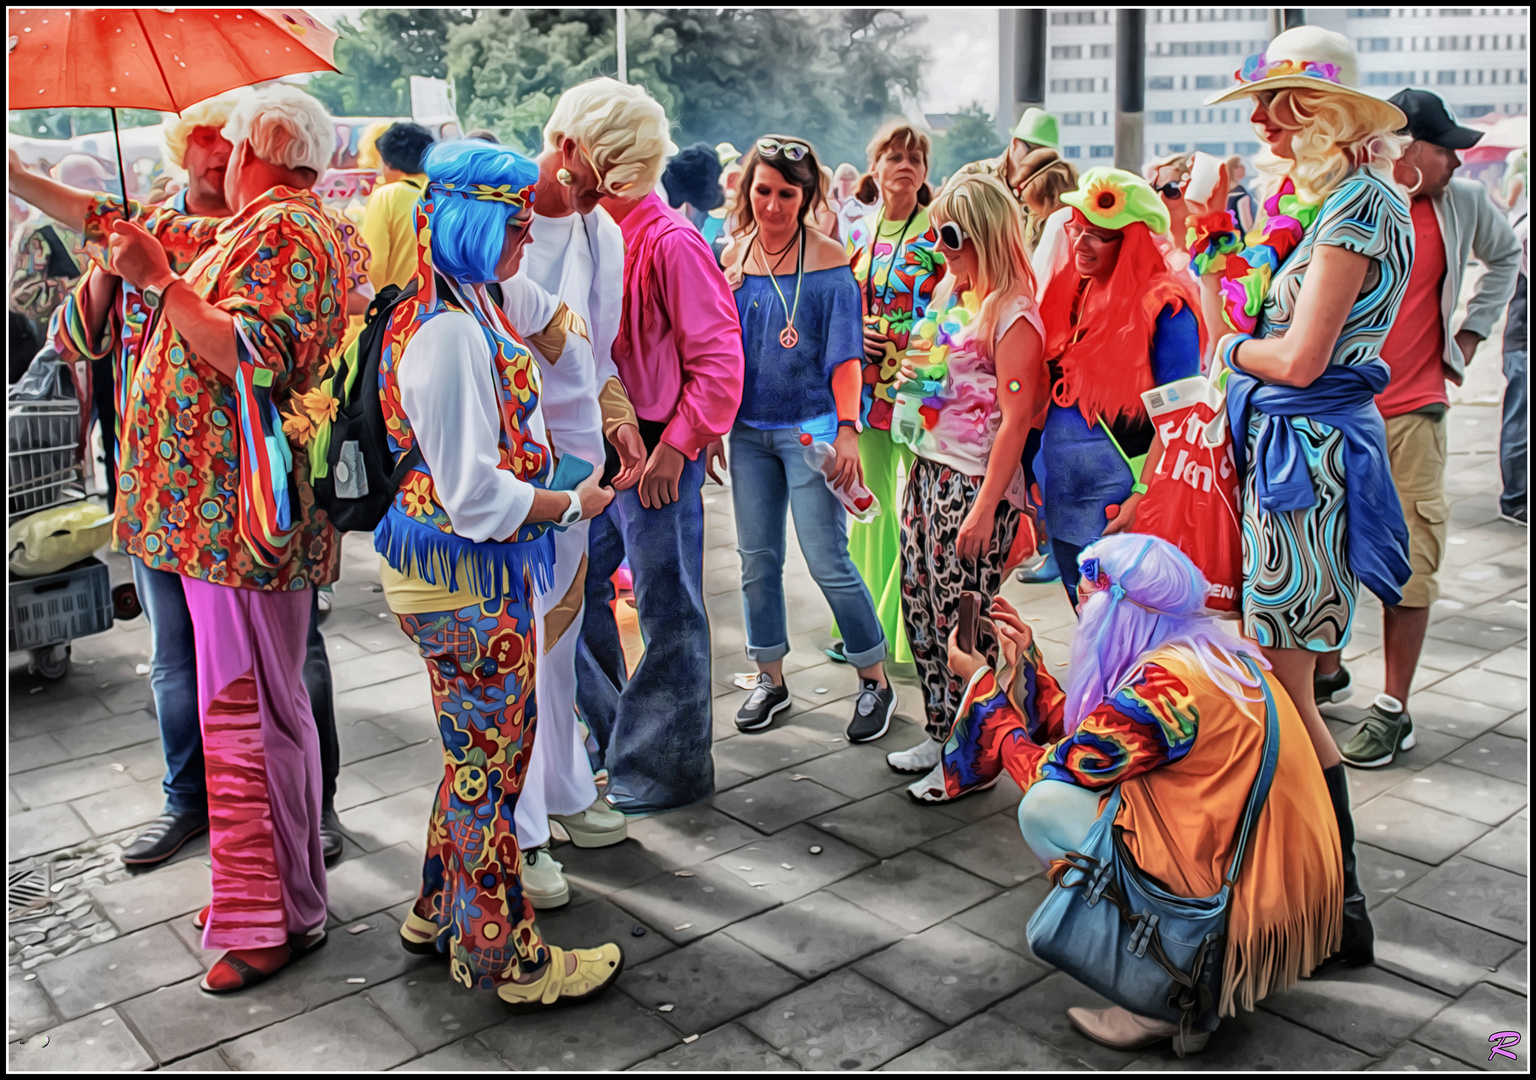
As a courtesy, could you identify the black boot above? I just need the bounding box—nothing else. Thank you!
[1318,763,1373,969]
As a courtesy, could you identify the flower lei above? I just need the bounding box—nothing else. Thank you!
[901,290,978,431]
[1235,52,1344,87]
[1189,178,1322,335]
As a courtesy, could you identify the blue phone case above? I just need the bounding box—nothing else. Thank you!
[550,453,594,491]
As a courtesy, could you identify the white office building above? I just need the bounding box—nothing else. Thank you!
[1002,8,1529,170]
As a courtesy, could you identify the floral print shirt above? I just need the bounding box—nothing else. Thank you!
[83,187,347,590]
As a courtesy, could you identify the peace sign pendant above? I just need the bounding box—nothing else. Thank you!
[779,326,799,349]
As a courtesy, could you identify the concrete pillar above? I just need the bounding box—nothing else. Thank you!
[1014,8,1047,125]
[1115,9,1145,173]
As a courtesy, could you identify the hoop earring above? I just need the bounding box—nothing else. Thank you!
[1404,165,1424,197]
[557,168,573,187]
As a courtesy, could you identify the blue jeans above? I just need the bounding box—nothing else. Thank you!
[575,452,714,812]
[728,422,886,667]
[133,558,339,816]
[1052,537,1088,608]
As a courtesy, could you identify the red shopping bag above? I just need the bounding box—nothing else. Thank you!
[1135,373,1243,612]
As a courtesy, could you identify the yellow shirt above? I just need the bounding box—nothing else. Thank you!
[361,175,426,292]
[379,557,488,616]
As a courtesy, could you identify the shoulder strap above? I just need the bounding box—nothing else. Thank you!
[1222,654,1281,887]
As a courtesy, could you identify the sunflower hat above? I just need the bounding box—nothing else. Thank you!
[1060,167,1170,234]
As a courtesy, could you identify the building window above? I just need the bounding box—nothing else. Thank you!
[1195,75,1226,89]
[1091,44,1113,59]
[1147,76,1175,90]
[1063,146,1082,159]
[1366,70,1417,85]
[1234,141,1260,155]
[1051,78,1101,93]
[1462,105,1496,117]
[1346,7,1392,14]
[1152,110,1175,124]
[1437,70,1458,84]
[1061,112,1086,126]
[1167,143,1187,153]
[1196,142,1227,156]
[1358,37,1393,51]
[1090,145,1115,158]
[1052,45,1083,60]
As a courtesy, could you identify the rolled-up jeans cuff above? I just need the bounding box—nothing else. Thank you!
[745,641,790,664]
[842,638,887,669]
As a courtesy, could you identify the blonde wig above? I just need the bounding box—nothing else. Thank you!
[1252,87,1408,203]
[162,91,248,171]
[928,171,1038,361]
[543,77,677,198]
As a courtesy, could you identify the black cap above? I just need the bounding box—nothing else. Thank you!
[661,143,725,213]
[1388,89,1483,150]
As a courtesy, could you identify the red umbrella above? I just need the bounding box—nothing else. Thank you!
[7,8,339,212]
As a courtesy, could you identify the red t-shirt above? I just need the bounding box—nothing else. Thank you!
[1376,197,1449,419]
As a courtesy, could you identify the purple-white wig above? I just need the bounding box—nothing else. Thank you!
[1064,533,1267,735]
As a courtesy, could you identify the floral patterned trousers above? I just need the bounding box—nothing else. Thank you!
[397,591,550,990]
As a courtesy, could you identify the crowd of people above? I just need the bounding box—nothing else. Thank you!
[5,23,1526,1054]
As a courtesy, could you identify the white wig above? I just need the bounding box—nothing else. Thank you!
[221,84,336,177]
[164,90,248,170]
[543,77,677,197]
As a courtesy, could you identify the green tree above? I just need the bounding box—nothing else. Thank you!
[930,103,1005,183]
[307,9,476,118]
[8,108,165,140]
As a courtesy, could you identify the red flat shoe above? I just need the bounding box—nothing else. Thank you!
[200,944,291,994]
[192,904,211,930]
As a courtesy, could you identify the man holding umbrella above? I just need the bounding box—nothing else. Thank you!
[9,84,348,994]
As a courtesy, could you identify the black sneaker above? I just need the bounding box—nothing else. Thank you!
[121,811,209,866]
[1314,663,1352,705]
[320,805,346,865]
[846,679,897,743]
[736,674,791,732]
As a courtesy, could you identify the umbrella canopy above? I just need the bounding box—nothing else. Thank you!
[8,8,337,114]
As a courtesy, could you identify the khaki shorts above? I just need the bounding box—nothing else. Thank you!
[1385,411,1449,609]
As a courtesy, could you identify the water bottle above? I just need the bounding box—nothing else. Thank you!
[797,425,880,523]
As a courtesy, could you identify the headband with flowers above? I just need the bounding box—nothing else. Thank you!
[1234,52,1344,87]
[426,180,537,211]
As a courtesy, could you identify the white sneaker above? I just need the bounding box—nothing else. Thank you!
[550,798,629,849]
[907,763,951,803]
[520,847,570,909]
[886,737,942,774]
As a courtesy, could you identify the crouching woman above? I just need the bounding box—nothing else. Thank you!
[943,534,1342,1054]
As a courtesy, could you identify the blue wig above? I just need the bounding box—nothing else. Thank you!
[421,139,539,283]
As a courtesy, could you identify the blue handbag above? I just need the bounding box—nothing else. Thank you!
[1025,654,1279,1055]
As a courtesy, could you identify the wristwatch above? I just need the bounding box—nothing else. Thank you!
[557,491,582,528]
[141,275,177,310]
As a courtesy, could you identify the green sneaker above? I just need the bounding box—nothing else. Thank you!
[1338,695,1416,768]
[1314,663,1353,705]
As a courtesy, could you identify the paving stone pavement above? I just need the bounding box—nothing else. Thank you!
[6,405,1527,1071]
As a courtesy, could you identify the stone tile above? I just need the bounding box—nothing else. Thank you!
[337,718,411,767]
[855,922,1048,1025]
[712,726,838,778]
[920,810,1042,887]
[1446,731,1529,785]
[1353,795,1492,864]
[927,773,1027,824]
[1122,1001,1373,1071]
[809,790,965,858]
[7,803,91,859]
[1344,761,1420,806]
[7,1008,153,1072]
[69,776,165,836]
[50,710,159,757]
[623,806,764,870]
[1367,1042,1480,1071]
[1259,964,1450,1056]
[8,733,70,772]
[475,989,680,1070]
[350,742,444,798]
[987,971,1143,1069]
[534,896,676,966]
[220,995,420,1071]
[1416,636,1496,674]
[333,767,387,812]
[711,772,852,834]
[1414,982,1529,1071]
[827,851,997,933]
[608,861,779,945]
[702,823,877,903]
[390,1035,508,1071]
[884,1011,1080,1070]
[337,786,435,854]
[1466,814,1529,876]
[331,648,426,695]
[1387,763,1528,826]
[631,1022,799,1071]
[1409,689,1518,739]
[363,972,512,1055]
[1373,897,1523,996]
[36,923,201,1020]
[160,1048,232,1071]
[740,970,943,1071]
[1401,856,1527,942]
[1498,712,1527,740]
[1478,646,1529,680]
[334,672,432,722]
[1357,843,1436,909]
[7,973,60,1040]
[93,679,154,716]
[326,843,425,923]
[950,877,1056,964]
[620,932,802,1035]
[548,838,666,896]
[1485,946,1526,996]
[6,692,110,738]
[724,890,907,980]
[10,749,145,808]
[90,856,210,934]
[785,745,913,800]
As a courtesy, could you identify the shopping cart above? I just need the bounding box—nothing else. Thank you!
[8,349,116,678]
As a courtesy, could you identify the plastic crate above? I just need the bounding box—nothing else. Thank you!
[8,556,113,652]
[8,401,86,522]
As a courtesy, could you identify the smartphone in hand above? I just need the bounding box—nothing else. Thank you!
[956,590,986,656]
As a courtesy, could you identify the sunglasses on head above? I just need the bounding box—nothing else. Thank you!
[757,138,810,162]
[937,221,969,249]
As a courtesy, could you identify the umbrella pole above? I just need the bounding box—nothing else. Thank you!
[110,108,133,220]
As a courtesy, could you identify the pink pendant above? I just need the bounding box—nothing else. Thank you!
[780,326,799,349]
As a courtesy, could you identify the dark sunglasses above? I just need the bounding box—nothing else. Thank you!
[1154,181,1184,199]
[757,138,810,162]
[937,221,969,249]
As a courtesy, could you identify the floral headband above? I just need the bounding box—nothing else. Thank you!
[1235,52,1344,87]
[426,180,536,212]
